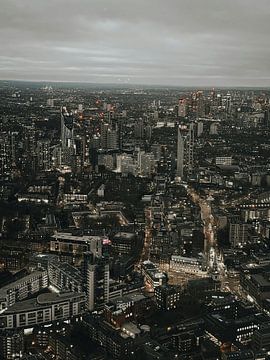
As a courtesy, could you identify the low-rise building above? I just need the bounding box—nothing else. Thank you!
[0,329,24,360]
[170,255,207,275]
[112,232,137,255]
[155,284,182,310]
[50,232,103,258]
[252,322,270,353]
[141,261,167,290]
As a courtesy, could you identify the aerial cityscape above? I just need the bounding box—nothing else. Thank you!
[1,1,270,360]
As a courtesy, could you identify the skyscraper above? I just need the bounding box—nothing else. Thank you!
[0,134,11,177]
[178,99,187,117]
[100,122,110,149]
[196,91,205,117]
[106,128,118,149]
[134,118,144,138]
[176,126,184,178]
[60,107,76,168]
[85,253,110,311]
[186,122,194,177]
[36,139,51,171]
[226,93,232,114]
[176,124,194,180]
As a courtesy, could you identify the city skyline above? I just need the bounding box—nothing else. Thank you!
[1,0,270,87]
[2,1,270,358]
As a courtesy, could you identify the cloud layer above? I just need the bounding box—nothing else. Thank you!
[0,0,270,86]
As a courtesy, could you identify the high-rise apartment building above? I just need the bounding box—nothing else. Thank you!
[0,133,13,177]
[85,253,110,311]
[60,107,76,168]
[100,122,119,149]
[176,126,185,178]
[178,99,187,117]
[36,139,51,171]
[176,124,194,180]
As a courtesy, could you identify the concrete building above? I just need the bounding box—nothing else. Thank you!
[229,222,251,247]
[252,322,270,352]
[176,126,184,178]
[155,284,182,310]
[0,329,24,360]
[170,255,207,276]
[60,107,76,169]
[216,156,232,166]
[0,271,48,310]
[48,260,83,293]
[178,99,187,117]
[0,292,86,329]
[50,232,103,258]
[141,261,167,290]
[112,232,137,255]
[137,151,155,177]
[36,139,51,171]
[86,255,110,311]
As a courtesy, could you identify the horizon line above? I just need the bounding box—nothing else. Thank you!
[1,78,270,90]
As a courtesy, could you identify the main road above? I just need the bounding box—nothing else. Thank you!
[188,187,226,278]
[139,207,152,264]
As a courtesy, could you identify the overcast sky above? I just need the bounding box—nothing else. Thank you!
[0,0,270,87]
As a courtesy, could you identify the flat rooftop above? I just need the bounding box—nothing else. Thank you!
[3,292,85,314]
[113,232,136,240]
[52,232,102,242]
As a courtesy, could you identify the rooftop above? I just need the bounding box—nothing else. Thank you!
[0,271,46,299]
[3,292,85,314]
[52,232,102,242]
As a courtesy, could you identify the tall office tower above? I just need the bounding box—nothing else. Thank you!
[85,253,110,311]
[176,126,185,178]
[197,121,204,137]
[74,135,87,171]
[264,109,270,128]
[196,92,205,117]
[100,122,110,149]
[145,125,152,141]
[116,118,123,150]
[134,118,144,138]
[23,124,36,154]
[226,93,232,114]
[217,93,222,107]
[211,88,216,102]
[100,121,119,150]
[186,123,195,177]
[176,124,194,180]
[137,150,155,177]
[0,133,12,177]
[51,145,62,169]
[106,129,118,149]
[105,110,114,126]
[178,99,187,117]
[36,139,51,171]
[21,124,36,173]
[204,100,211,116]
[60,107,76,168]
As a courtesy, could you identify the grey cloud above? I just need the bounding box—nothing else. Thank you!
[0,0,270,86]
